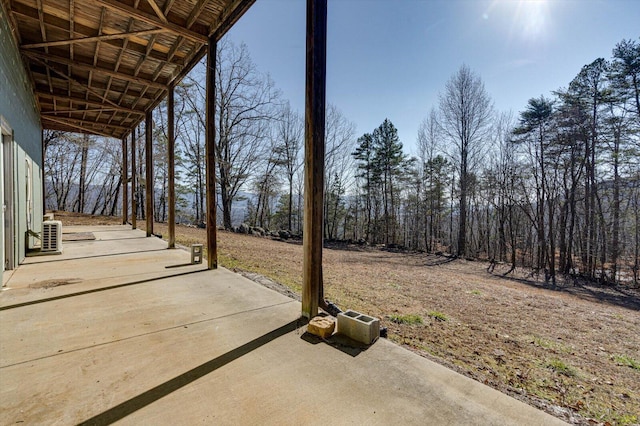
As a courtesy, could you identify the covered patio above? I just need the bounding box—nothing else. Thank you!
[4,0,329,318]
[0,224,564,424]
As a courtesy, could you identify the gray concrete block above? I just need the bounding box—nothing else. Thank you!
[337,310,380,345]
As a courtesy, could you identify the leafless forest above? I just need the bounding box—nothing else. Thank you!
[45,38,640,286]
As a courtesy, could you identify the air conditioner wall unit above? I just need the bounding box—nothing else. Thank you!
[42,220,63,253]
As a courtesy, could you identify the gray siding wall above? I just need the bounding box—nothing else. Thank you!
[1,4,43,270]
[0,6,42,166]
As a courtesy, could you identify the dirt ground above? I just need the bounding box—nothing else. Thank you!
[56,212,640,425]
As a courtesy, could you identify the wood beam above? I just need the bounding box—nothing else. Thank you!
[186,0,208,29]
[22,50,167,90]
[145,0,168,24]
[122,137,128,224]
[93,0,208,44]
[41,129,46,215]
[163,0,177,15]
[41,116,116,138]
[168,86,176,248]
[145,110,154,237]
[302,0,327,319]
[42,108,123,115]
[42,115,130,132]
[35,0,54,94]
[29,57,125,109]
[21,29,167,49]
[209,0,256,40]
[205,38,218,269]
[38,93,144,115]
[131,126,137,229]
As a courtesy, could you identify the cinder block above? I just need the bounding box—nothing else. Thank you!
[307,316,336,339]
[337,310,380,345]
[191,244,203,264]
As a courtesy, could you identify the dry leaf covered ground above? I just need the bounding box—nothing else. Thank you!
[58,212,640,425]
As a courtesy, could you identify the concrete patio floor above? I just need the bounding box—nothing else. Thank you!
[0,225,566,425]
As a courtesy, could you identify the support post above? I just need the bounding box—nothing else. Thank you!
[41,129,46,215]
[205,37,218,269]
[145,111,154,237]
[122,136,128,225]
[168,86,176,248]
[131,127,137,229]
[302,0,327,319]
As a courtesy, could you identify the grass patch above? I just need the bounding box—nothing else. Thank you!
[218,251,302,293]
[470,289,482,295]
[389,314,423,325]
[614,414,638,425]
[614,354,640,371]
[532,336,572,354]
[428,311,448,322]
[546,359,576,377]
[533,336,554,349]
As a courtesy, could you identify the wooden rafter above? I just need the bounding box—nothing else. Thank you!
[39,93,144,115]
[22,50,167,90]
[42,116,119,138]
[163,0,176,15]
[42,107,125,115]
[186,0,209,29]
[93,0,208,44]
[86,7,105,121]
[166,35,183,62]
[145,0,167,24]
[69,0,75,97]
[29,56,124,109]
[209,0,255,39]
[43,115,130,132]
[21,29,167,49]
[34,0,53,94]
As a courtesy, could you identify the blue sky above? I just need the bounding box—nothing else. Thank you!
[225,0,640,154]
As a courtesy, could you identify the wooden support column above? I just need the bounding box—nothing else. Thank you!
[122,136,128,225]
[145,111,154,237]
[41,129,46,215]
[131,127,137,229]
[302,0,327,319]
[205,37,218,269]
[168,86,176,248]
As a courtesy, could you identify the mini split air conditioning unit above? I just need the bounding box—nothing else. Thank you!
[42,220,63,253]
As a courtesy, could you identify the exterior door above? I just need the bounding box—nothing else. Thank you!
[3,132,15,271]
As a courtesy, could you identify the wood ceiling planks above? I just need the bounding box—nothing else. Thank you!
[5,0,255,138]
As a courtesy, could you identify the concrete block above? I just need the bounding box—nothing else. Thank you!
[191,244,203,264]
[337,310,380,345]
[307,316,336,339]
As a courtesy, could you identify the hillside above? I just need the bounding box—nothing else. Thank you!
[57,212,640,425]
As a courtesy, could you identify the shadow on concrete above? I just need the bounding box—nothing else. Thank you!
[21,248,168,265]
[78,317,305,425]
[165,263,196,269]
[64,228,132,233]
[0,268,208,311]
[300,331,370,357]
[64,236,149,243]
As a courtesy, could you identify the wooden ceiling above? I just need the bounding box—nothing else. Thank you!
[3,0,255,139]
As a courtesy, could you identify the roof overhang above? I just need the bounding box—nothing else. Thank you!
[3,0,255,139]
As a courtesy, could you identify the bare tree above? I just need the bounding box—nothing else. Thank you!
[439,64,493,257]
[183,41,279,229]
[176,81,206,224]
[215,40,280,228]
[324,104,356,240]
[274,101,303,231]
